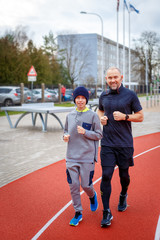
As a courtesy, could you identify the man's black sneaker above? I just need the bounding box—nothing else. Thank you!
[101,210,113,227]
[118,193,128,212]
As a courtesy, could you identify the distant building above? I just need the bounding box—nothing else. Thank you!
[58,33,141,90]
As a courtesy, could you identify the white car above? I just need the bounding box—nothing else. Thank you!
[32,89,55,102]
[25,90,38,103]
[0,86,27,106]
[97,88,103,98]
[46,89,59,102]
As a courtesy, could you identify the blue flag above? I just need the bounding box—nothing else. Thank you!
[129,3,139,14]
[124,0,129,12]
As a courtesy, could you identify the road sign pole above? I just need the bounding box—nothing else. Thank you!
[27,66,37,103]
[31,81,33,102]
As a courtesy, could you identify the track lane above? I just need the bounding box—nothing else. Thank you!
[0,133,160,240]
[35,146,160,240]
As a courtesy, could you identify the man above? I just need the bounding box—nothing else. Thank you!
[97,67,144,227]
[61,85,66,102]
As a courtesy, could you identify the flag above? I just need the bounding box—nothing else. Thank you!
[117,0,120,11]
[124,0,129,12]
[129,3,139,14]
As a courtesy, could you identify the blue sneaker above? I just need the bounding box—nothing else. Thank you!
[90,192,98,211]
[69,212,82,226]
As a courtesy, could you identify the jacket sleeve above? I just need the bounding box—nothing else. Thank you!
[84,113,102,141]
[64,115,69,135]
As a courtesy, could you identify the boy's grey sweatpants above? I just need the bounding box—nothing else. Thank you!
[66,161,95,212]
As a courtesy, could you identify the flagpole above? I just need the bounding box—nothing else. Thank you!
[128,7,131,89]
[123,0,126,86]
[128,2,139,90]
[145,49,149,108]
[117,1,119,68]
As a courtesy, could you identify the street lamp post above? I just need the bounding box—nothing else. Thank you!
[80,11,104,89]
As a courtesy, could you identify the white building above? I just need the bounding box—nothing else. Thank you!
[58,33,141,89]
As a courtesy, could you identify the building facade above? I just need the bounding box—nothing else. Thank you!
[58,33,141,89]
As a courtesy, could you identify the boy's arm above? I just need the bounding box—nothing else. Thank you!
[83,113,103,141]
[63,115,70,142]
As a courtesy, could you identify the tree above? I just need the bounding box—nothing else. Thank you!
[0,28,64,87]
[57,34,93,88]
[42,31,57,58]
[42,31,69,86]
[0,27,31,85]
[133,31,160,84]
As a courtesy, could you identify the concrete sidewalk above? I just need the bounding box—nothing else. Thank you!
[0,99,160,188]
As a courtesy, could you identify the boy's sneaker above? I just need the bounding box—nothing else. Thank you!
[69,212,82,226]
[101,209,113,227]
[90,191,98,211]
[118,193,128,212]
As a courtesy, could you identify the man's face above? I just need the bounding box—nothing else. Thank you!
[105,69,123,90]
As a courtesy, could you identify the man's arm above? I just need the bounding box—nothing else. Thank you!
[97,109,104,119]
[97,109,108,125]
[113,110,144,122]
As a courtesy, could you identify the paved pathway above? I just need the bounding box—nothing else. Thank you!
[0,98,159,187]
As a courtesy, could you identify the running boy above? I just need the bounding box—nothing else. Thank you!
[63,86,102,226]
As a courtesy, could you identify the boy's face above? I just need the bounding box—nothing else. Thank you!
[75,95,86,110]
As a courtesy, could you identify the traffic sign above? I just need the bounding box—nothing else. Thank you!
[27,66,37,76]
[28,76,36,82]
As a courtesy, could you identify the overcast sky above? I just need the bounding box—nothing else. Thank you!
[0,0,160,48]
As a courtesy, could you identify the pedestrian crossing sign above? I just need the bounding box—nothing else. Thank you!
[27,66,37,76]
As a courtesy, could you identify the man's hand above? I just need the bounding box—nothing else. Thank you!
[100,116,108,125]
[63,134,70,142]
[113,111,125,121]
[77,126,86,135]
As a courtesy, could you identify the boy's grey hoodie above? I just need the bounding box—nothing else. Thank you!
[64,109,102,163]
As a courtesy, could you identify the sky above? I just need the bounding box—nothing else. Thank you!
[0,0,160,48]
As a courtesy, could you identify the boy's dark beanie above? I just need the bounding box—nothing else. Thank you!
[73,86,89,104]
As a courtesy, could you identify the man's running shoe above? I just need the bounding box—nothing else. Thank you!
[118,193,128,212]
[69,212,82,226]
[90,191,98,211]
[101,209,113,227]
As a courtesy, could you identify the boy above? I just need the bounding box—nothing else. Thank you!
[63,86,102,226]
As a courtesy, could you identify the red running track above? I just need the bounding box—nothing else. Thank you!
[0,132,160,240]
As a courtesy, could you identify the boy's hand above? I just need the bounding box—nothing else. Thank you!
[63,134,70,142]
[100,116,108,125]
[77,126,85,135]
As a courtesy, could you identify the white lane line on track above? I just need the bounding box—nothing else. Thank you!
[155,215,160,240]
[31,145,160,240]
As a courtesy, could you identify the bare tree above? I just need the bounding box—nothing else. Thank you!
[57,34,93,88]
[133,31,160,84]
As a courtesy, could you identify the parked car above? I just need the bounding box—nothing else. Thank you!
[86,88,95,99]
[46,89,59,102]
[25,90,38,103]
[16,87,29,103]
[97,88,103,98]
[64,89,73,101]
[32,89,55,102]
[0,86,26,106]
